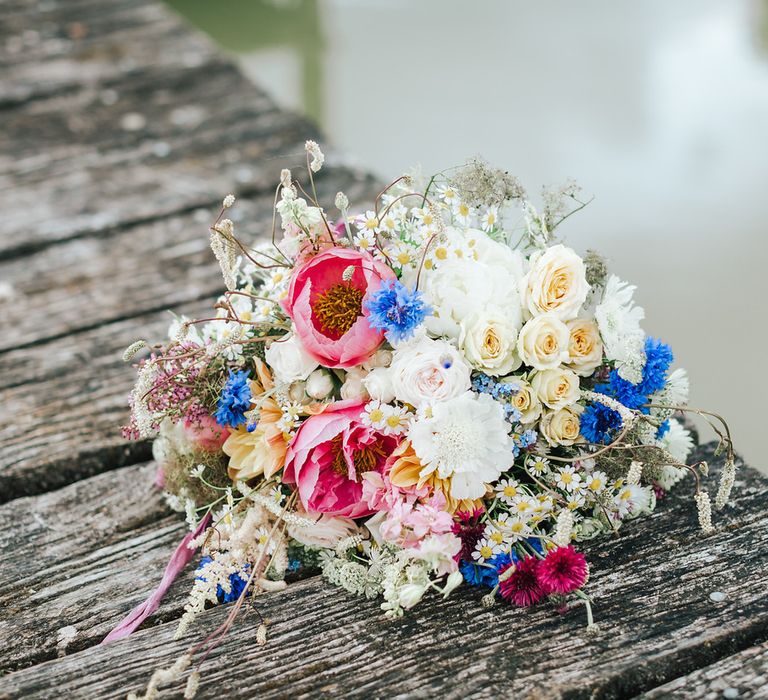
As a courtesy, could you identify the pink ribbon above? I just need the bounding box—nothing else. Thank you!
[102,513,211,644]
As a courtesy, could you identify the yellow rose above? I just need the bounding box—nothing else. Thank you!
[539,405,584,447]
[516,313,570,370]
[521,244,590,320]
[531,368,580,410]
[566,318,603,376]
[502,377,542,425]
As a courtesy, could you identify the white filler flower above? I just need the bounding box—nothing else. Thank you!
[408,391,514,500]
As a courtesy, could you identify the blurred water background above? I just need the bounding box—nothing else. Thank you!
[166,0,768,471]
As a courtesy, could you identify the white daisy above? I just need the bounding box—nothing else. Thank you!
[584,470,608,494]
[381,404,409,436]
[471,537,501,563]
[480,205,499,232]
[362,401,387,431]
[494,478,521,505]
[356,210,380,234]
[555,466,582,493]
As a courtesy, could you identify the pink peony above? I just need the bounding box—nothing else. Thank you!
[538,545,589,595]
[282,247,395,368]
[282,400,400,518]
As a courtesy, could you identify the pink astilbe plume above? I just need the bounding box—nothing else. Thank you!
[498,556,545,607]
[538,545,589,595]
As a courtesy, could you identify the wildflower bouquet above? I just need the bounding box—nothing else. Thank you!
[116,143,736,693]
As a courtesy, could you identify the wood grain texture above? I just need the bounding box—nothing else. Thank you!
[639,641,768,699]
[0,445,765,699]
[0,462,192,674]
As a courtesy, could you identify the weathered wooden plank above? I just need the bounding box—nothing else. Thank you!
[0,66,313,257]
[0,305,202,502]
[0,168,377,351]
[0,446,764,699]
[0,0,215,105]
[639,641,768,699]
[0,462,191,674]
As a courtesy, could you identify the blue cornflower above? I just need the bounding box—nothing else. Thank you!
[656,419,670,439]
[196,556,250,604]
[580,401,623,444]
[364,280,431,342]
[214,369,251,428]
[638,337,673,395]
[460,552,514,588]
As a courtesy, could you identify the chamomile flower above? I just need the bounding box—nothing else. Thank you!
[484,522,506,547]
[381,404,409,435]
[268,486,284,506]
[565,492,586,511]
[354,232,377,251]
[511,494,537,518]
[437,185,459,206]
[264,269,289,292]
[357,210,380,234]
[389,241,416,268]
[499,516,532,542]
[362,401,387,431]
[480,205,499,232]
[412,207,436,228]
[472,537,501,563]
[613,484,652,518]
[453,201,474,227]
[254,526,277,555]
[527,455,551,476]
[494,478,521,505]
[378,208,404,236]
[584,470,608,495]
[555,466,582,493]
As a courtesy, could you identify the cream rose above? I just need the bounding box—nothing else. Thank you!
[516,313,570,370]
[501,377,542,425]
[531,368,580,410]
[363,367,395,403]
[565,318,603,376]
[521,244,589,320]
[340,367,370,401]
[265,332,318,384]
[459,308,522,376]
[305,369,334,400]
[387,335,471,407]
[539,405,584,447]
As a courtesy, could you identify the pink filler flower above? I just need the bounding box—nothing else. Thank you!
[282,247,395,368]
[282,400,400,518]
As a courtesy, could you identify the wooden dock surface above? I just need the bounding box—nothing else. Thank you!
[1,1,766,698]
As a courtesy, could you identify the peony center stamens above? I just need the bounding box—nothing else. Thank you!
[312,282,364,338]
[330,435,386,479]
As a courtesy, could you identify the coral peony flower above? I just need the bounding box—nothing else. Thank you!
[282,400,400,518]
[282,248,396,368]
[498,556,546,607]
[538,545,589,594]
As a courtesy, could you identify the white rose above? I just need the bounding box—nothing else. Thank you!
[340,367,369,401]
[305,369,334,400]
[468,229,527,280]
[265,333,318,384]
[459,307,522,376]
[521,244,590,320]
[363,367,395,403]
[565,318,604,376]
[539,405,584,447]
[363,348,393,370]
[422,257,523,339]
[501,377,542,425]
[531,368,580,410]
[517,313,570,370]
[388,335,471,407]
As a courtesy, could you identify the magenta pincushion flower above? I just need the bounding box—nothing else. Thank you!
[498,556,545,607]
[282,247,395,368]
[538,545,589,595]
[282,400,400,518]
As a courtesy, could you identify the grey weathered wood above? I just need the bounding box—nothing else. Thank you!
[0,463,191,673]
[639,641,768,699]
[0,445,765,699]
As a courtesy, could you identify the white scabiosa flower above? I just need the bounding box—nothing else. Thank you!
[408,391,514,500]
[595,275,646,383]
